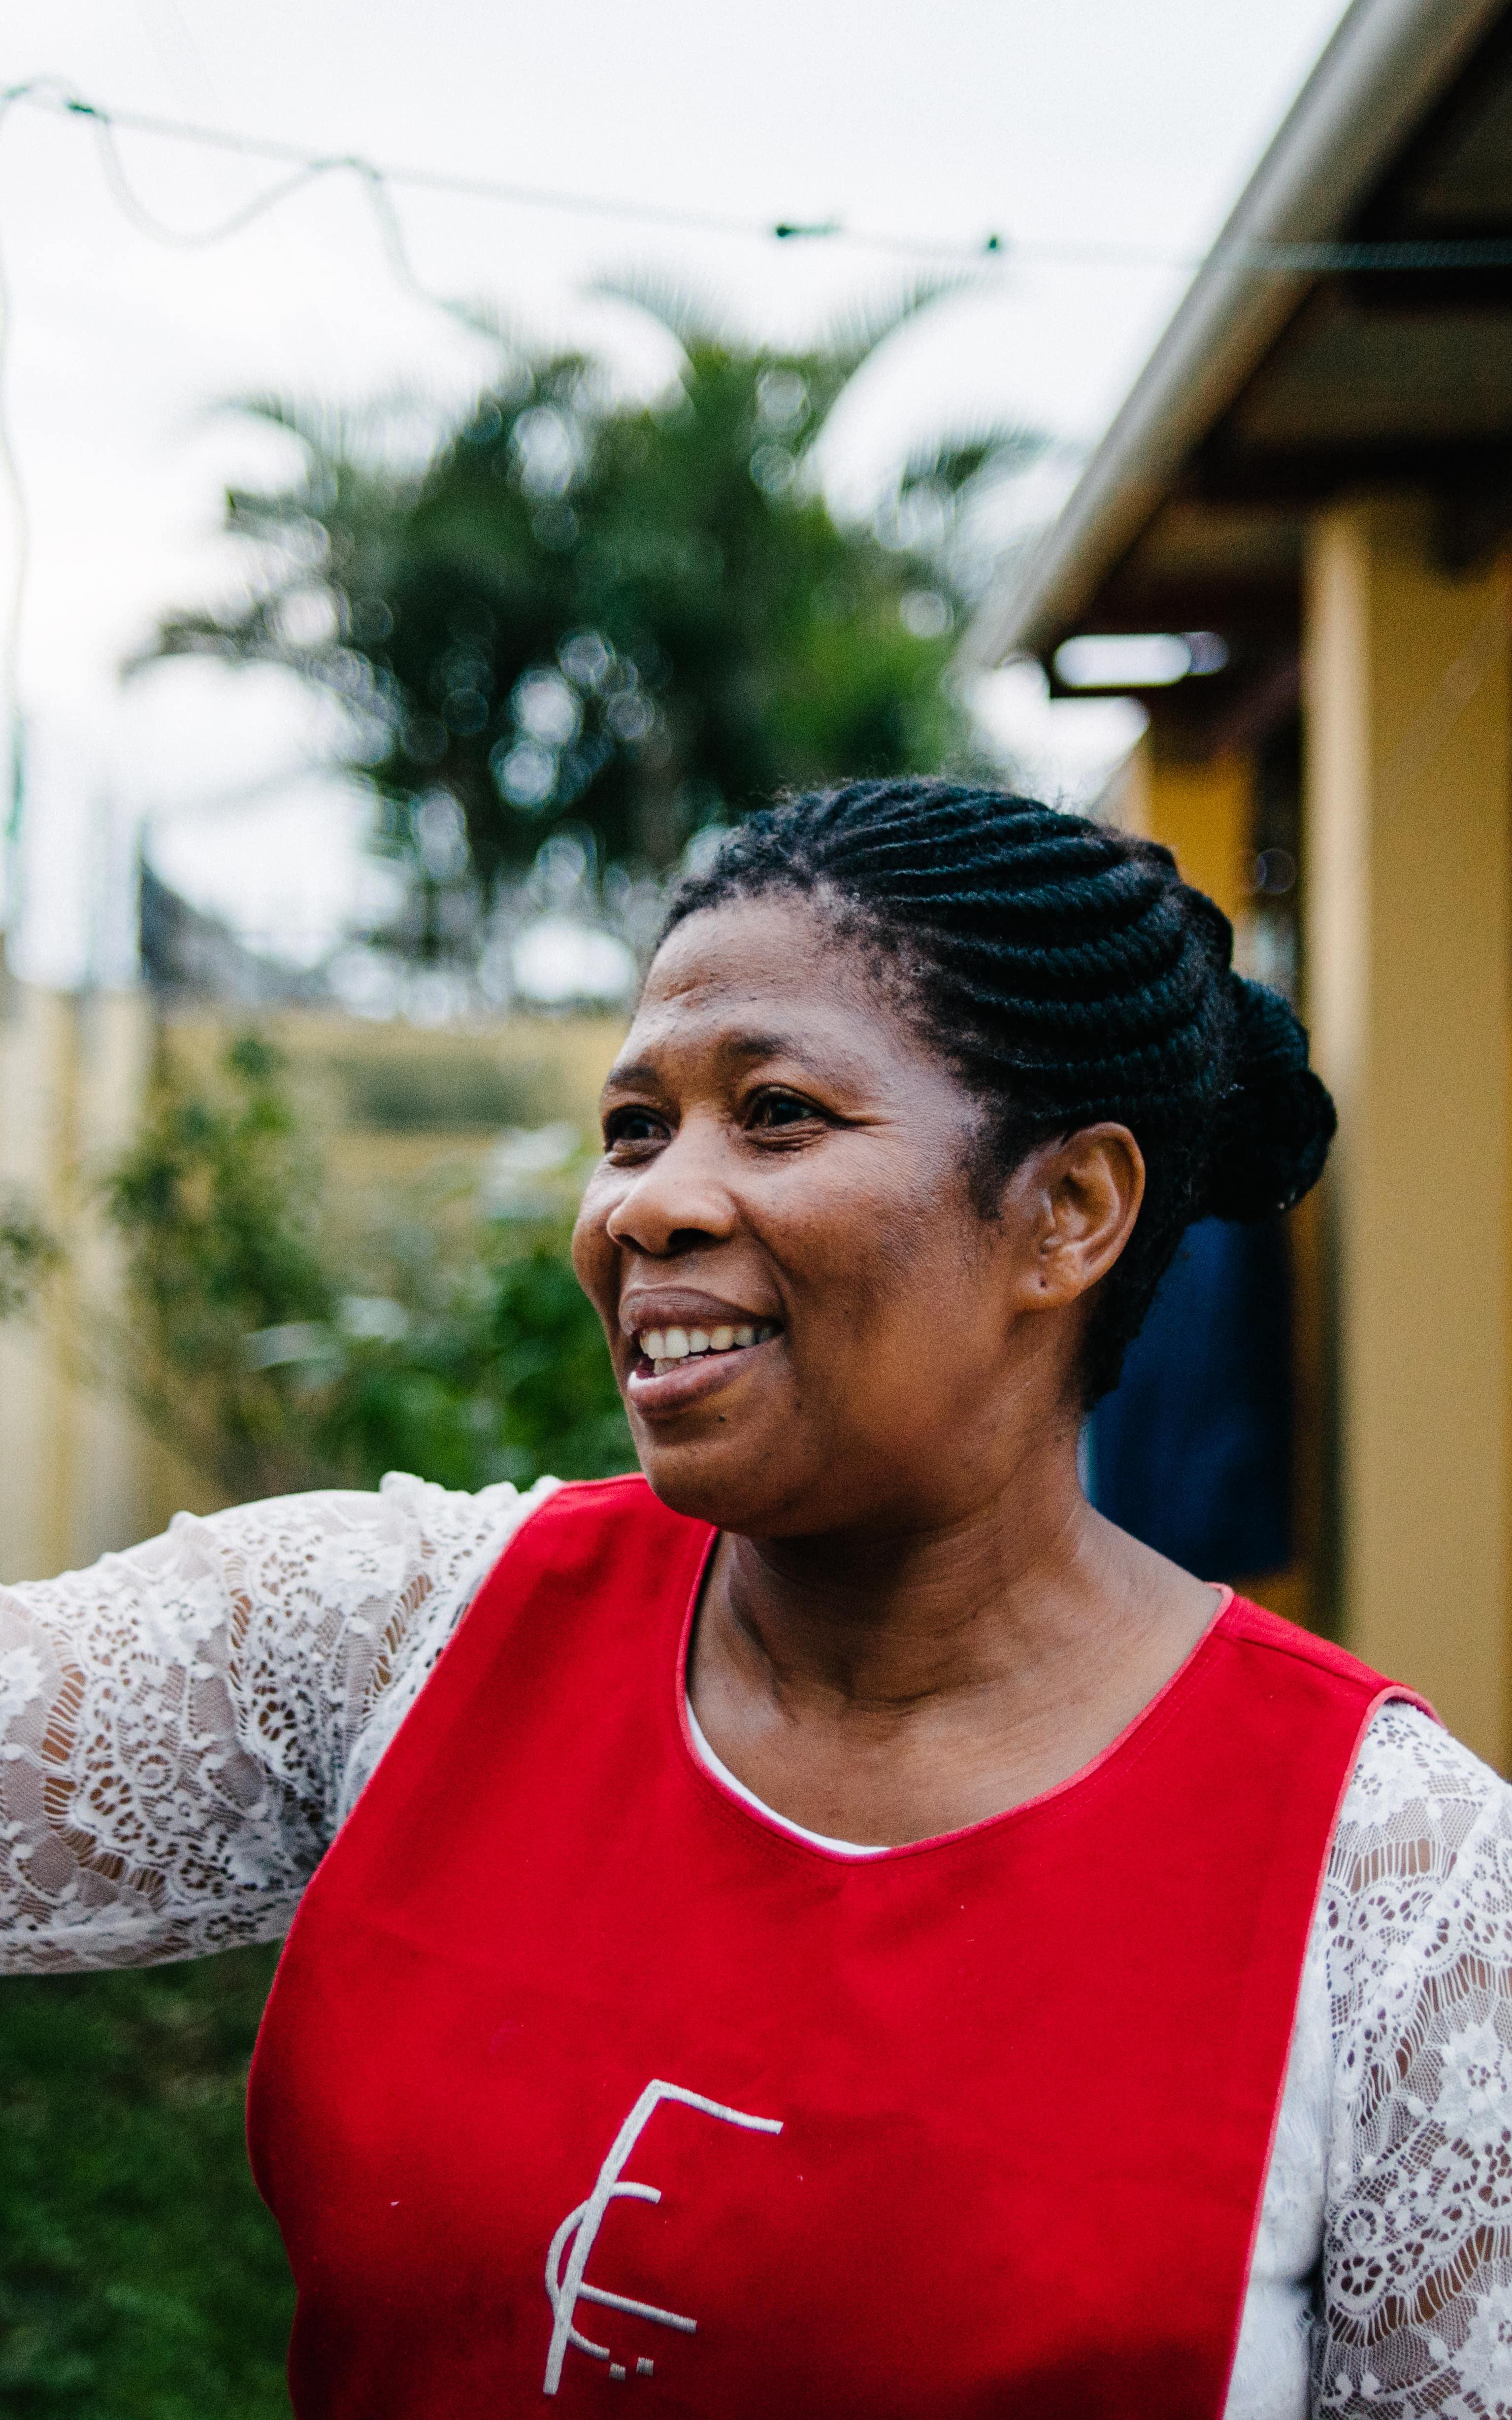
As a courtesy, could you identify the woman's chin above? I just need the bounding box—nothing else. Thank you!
[631,1427,809,1535]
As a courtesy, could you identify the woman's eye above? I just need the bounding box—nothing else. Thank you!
[749,1090,821,1131]
[603,1107,667,1148]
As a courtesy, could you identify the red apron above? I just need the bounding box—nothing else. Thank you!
[247,1475,1422,2417]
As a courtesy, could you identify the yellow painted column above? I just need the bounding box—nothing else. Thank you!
[1145,748,1253,927]
[1105,736,1253,930]
[1303,499,1512,1767]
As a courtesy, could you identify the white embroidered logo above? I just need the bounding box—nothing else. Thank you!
[543,2078,783,2393]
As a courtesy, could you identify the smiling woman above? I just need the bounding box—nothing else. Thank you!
[1,781,1509,2420]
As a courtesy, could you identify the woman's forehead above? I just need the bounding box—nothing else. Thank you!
[649,890,830,972]
[640,891,898,1011]
[611,904,925,1087]
[639,898,867,1010]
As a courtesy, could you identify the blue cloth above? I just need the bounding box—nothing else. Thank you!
[1086,1217,1292,1580]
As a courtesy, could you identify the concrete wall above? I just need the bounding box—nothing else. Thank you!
[0,979,168,1581]
[0,986,628,1582]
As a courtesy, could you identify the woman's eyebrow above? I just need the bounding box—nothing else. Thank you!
[720,1028,883,1089]
[604,1033,804,1091]
[720,1030,808,1066]
[602,1028,872,1098]
[601,1057,659,1095]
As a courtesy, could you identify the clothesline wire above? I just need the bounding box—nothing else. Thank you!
[14,78,1512,275]
[7,78,1004,265]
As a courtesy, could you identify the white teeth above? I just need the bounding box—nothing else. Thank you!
[637,1318,777,1368]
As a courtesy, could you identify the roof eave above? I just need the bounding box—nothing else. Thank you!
[965,0,1511,669]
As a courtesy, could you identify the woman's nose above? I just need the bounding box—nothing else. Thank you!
[603,1118,738,1256]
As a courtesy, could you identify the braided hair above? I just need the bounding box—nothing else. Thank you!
[660,777,1336,1404]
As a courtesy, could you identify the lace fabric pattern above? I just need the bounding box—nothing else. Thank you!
[0,1475,549,1969]
[1309,1702,1512,2417]
[0,1479,1508,2417]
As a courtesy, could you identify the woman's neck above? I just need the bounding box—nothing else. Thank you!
[687,1437,1219,1847]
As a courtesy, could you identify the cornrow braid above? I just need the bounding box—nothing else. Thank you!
[660,778,1336,1403]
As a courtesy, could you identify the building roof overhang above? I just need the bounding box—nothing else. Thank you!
[969,0,1512,755]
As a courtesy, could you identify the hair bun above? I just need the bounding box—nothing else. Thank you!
[1204,975,1337,1223]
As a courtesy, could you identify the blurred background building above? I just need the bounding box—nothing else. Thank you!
[977,0,1512,1766]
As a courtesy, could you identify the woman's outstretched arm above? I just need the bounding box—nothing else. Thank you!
[0,1473,546,1972]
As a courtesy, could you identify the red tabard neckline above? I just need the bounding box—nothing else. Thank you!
[247,1475,1425,2418]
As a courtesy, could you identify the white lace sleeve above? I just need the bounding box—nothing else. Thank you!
[1314,1700,1512,2415]
[0,1472,550,1973]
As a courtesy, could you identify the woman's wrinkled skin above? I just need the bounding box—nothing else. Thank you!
[573,894,1217,1847]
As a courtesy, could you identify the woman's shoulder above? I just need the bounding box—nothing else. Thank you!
[371,1470,562,1573]
[1342,1694,1511,1836]
[1325,1696,1512,2006]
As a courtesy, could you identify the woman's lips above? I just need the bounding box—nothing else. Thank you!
[625,1330,781,1414]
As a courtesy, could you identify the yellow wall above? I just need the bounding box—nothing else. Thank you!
[1304,499,1512,1768]
[1139,746,1254,929]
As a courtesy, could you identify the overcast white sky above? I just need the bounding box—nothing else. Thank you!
[1,0,1353,983]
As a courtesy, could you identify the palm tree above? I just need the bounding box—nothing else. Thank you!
[144,287,1041,956]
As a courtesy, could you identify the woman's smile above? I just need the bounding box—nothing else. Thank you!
[625,1323,784,1412]
[618,1283,787,1411]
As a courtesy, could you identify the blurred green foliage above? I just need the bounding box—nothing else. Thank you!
[0,1945,291,2419]
[106,1033,634,1502]
[146,289,1038,947]
[0,1040,634,2417]
[0,1201,58,1320]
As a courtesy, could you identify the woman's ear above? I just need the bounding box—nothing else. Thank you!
[1004,1124,1146,1312]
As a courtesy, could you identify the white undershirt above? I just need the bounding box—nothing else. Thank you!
[683,1589,1229,1854]
[685,1701,889,1856]
[0,1471,1507,2417]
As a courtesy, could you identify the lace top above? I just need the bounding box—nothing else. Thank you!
[0,1474,1507,2417]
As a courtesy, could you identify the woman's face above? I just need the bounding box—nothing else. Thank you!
[573,894,1126,1539]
